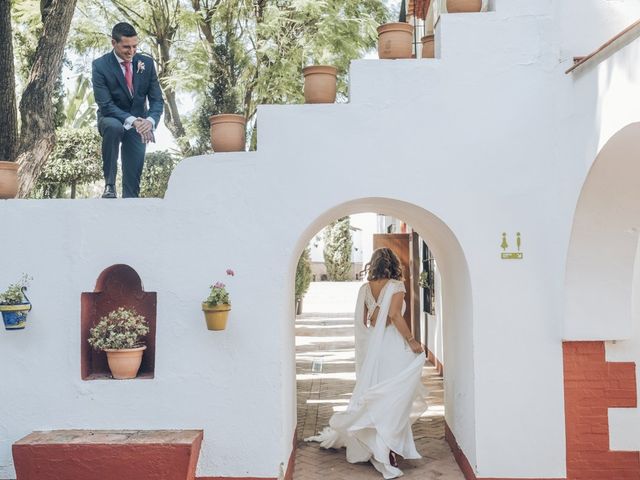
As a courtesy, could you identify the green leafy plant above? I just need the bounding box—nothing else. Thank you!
[88,307,149,351]
[323,217,353,281]
[419,271,429,289]
[204,269,235,306]
[0,274,31,305]
[140,150,180,198]
[295,248,312,302]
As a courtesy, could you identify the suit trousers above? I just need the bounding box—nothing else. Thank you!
[98,117,146,198]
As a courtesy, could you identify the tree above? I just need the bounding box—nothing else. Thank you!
[295,247,312,313]
[0,0,79,197]
[323,217,353,281]
[0,0,18,163]
[184,0,389,152]
[139,150,179,198]
[33,127,102,199]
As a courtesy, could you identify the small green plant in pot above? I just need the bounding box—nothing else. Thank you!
[88,307,149,379]
[202,269,234,331]
[0,274,32,330]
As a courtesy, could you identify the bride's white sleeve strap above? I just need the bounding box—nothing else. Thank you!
[396,280,407,294]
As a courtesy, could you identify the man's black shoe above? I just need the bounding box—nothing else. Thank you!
[101,185,116,198]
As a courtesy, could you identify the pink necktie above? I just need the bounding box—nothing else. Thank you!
[122,61,133,94]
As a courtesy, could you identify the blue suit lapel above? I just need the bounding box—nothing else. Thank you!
[109,51,133,100]
[132,54,141,97]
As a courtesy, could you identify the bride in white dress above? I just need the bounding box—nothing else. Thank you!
[306,248,427,479]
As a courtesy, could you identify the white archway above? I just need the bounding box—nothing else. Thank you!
[565,123,640,340]
[286,197,477,467]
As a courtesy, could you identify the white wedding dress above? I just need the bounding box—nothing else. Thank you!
[305,280,428,479]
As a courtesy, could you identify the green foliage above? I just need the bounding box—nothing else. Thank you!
[204,269,235,306]
[323,217,353,281]
[63,74,96,129]
[183,0,390,152]
[88,307,150,350]
[139,150,180,198]
[12,0,67,128]
[191,41,247,154]
[295,247,312,301]
[33,127,102,199]
[0,274,31,305]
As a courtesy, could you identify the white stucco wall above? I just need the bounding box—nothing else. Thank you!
[1,1,640,478]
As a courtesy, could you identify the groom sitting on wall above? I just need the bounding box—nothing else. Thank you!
[92,22,164,198]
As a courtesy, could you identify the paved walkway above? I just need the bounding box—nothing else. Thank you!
[294,311,465,479]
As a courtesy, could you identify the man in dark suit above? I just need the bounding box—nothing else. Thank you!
[92,22,164,198]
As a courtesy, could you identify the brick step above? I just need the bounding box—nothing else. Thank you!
[12,429,203,480]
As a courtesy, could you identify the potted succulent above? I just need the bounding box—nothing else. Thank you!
[0,274,32,330]
[88,307,149,379]
[377,0,414,59]
[202,269,234,331]
[0,161,19,199]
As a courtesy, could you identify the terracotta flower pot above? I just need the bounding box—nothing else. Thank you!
[377,22,414,59]
[0,161,19,199]
[202,303,231,331]
[421,35,435,59]
[303,66,338,104]
[209,114,246,152]
[447,0,482,13]
[104,346,146,379]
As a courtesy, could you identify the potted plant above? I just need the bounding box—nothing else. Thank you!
[302,65,338,104]
[377,0,414,59]
[209,114,246,152]
[88,307,149,379]
[447,0,482,13]
[0,274,32,330]
[295,248,312,315]
[0,161,19,199]
[202,269,234,331]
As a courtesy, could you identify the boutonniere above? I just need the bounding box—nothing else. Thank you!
[137,60,145,74]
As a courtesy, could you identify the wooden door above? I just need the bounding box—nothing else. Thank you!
[373,233,420,335]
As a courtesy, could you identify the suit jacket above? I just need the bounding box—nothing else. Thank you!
[92,51,164,126]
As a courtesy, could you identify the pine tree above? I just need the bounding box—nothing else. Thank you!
[323,217,353,281]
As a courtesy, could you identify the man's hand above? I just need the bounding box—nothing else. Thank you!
[133,118,153,134]
[139,130,155,144]
[133,118,154,144]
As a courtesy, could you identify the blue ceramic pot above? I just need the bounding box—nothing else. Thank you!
[0,303,32,330]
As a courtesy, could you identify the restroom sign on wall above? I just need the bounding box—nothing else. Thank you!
[500,232,523,260]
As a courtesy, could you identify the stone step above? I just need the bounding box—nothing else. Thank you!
[12,429,203,480]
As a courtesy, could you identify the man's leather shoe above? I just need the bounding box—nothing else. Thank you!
[101,185,116,198]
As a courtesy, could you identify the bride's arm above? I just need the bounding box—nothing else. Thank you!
[388,292,424,354]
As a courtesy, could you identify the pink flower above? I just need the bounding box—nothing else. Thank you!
[226,269,235,276]
[214,282,225,289]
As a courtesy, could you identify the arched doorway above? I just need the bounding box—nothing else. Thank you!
[287,198,475,478]
[563,123,640,479]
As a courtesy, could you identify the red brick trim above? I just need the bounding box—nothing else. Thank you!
[427,347,444,375]
[285,431,296,480]
[445,421,476,480]
[197,431,297,480]
[563,341,640,479]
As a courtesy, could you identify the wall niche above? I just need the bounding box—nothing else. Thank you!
[81,264,157,380]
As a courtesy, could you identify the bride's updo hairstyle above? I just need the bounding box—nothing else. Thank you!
[366,248,403,281]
